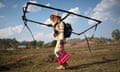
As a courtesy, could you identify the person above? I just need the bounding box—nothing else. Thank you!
[50,12,68,70]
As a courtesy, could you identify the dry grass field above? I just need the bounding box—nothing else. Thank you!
[0,41,120,72]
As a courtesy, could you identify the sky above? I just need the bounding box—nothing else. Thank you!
[0,0,120,42]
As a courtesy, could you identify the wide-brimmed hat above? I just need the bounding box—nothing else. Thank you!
[50,12,61,20]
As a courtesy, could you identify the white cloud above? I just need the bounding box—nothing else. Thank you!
[89,0,120,24]
[24,0,41,12]
[34,32,53,42]
[46,3,51,6]
[0,25,23,38]
[44,18,52,24]
[62,7,80,24]
[44,7,80,25]
[40,18,52,28]
[17,32,53,42]
[17,36,33,42]
[0,2,5,8]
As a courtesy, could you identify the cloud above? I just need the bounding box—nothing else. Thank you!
[44,7,80,24]
[0,25,23,38]
[41,18,52,28]
[18,32,53,42]
[0,16,5,18]
[24,0,41,12]
[44,18,52,24]
[46,3,51,6]
[89,0,120,24]
[62,7,80,24]
[34,32,53,42]
[0,2,5,8]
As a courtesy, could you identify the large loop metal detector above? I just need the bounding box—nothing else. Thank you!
[22,2,102,53]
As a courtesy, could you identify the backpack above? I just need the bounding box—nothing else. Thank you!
[53,22,72,38]
[64,22,73,38]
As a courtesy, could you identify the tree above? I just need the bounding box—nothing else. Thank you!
[36,40,44,48]
[30,40,37,48]
[44,40,57,48]
[50,40,57,47]
[112,29,120,40]
[0,38,18,50]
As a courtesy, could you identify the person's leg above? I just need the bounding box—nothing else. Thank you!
[60,40,69,68]
[54,40,65,70]
[60,40,64,50]
[54,40,60,57]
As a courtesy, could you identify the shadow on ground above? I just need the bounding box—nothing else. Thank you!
[0,60,33,71]
[67,58,118,70]
[0,58,118,71]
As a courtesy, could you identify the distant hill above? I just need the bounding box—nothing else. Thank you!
[64,37,113,48]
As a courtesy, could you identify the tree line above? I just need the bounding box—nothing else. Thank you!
[0,29,120,50]
[0,38,57,50]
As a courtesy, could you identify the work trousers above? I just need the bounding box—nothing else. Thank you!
[54,40,64,57]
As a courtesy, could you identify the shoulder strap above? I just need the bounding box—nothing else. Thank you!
[53,22,58,28]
